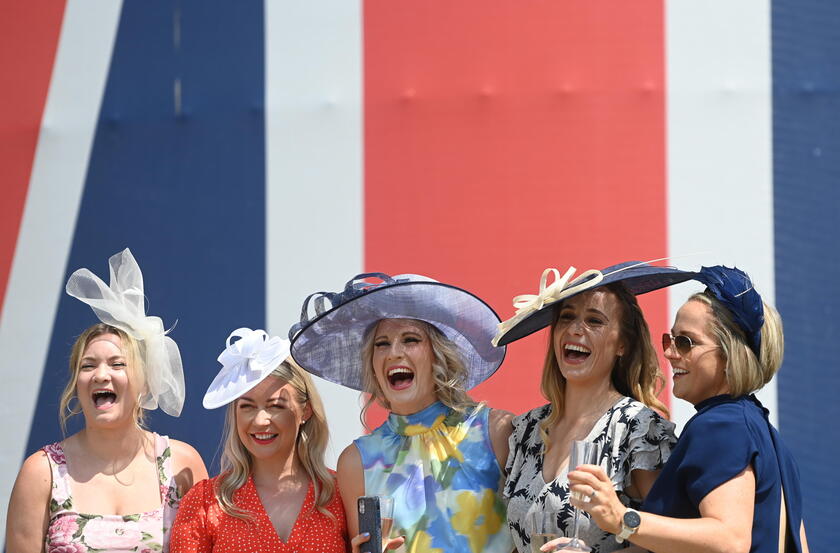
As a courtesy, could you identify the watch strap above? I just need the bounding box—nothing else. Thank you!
[615,508,640,543]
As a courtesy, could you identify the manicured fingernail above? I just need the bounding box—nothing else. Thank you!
[362,532,370,537]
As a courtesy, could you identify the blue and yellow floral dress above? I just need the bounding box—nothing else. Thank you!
[353,401,513,553]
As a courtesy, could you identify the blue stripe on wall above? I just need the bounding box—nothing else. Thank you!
[25,0,266,474]
[772,2,840,550]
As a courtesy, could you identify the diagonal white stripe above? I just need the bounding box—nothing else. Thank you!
[666,0,776,431]
[0,0,123,538]
[265,1,364,468]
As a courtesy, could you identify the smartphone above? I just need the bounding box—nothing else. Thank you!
[357,496,382,553]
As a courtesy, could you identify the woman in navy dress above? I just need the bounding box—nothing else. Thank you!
[564,265,808,553]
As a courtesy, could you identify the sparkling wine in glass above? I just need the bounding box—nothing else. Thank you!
[557,440,600,552]
[528,510,562,553]
[378,496,394,548]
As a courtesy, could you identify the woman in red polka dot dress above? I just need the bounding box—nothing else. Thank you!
[170,328,347,553]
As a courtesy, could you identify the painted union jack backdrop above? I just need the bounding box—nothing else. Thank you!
[1,1,837,550]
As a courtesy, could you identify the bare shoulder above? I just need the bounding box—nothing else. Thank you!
[486,408,515,470]
[170,438,204,464]
[15,449,52,493]
[337,442,362,477]
[169,439,209,493]
[488,408,515,438]
[336,444,364,501]
[489,407,514,425]
[6,449,52,552]
[336,443,363,535]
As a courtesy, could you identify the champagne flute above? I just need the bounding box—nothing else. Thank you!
[528,510,563,553]
[557,440,600,552]
[378,496,394,548]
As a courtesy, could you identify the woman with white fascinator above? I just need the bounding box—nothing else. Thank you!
[5,248,207,553]
[169,328,347,553]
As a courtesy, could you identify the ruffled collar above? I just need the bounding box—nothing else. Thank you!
[387,401,451,436]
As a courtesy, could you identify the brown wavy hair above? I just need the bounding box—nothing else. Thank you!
[539,283,668,448]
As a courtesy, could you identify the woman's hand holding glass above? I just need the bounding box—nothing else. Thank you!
[555,441,599,552]
[349,497,404,553]
[567,464,627,538]
[528,510,563,552]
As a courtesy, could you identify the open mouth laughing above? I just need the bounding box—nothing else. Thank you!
[92,388,117,410]
[386,367,415,390]
[672,367,688,379]
[563,343,591,364]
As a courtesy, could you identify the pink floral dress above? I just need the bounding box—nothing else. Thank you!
[43,433,181,553]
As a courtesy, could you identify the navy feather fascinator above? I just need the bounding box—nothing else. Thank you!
[695,265,764,356]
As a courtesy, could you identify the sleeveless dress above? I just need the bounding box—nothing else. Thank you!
[353,401,513,553]
[505,397,676,553]
[43,433,181,553]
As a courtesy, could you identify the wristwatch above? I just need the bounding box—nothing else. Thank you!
[615,508,641,543]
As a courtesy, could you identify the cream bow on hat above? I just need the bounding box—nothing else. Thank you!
[203,328,291,409]
[493,260,697,347]
[66,248,185,416]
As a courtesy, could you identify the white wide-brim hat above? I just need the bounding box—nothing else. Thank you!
[288,273,506,391]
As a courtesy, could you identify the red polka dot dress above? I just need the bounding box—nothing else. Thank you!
[169,474,347,553]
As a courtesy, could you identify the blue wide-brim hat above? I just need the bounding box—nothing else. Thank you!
[288,273,506,391]
[493,261,696,347]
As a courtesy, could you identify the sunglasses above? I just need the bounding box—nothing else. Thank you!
[661,333,696,355]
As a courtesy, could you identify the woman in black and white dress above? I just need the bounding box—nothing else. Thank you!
[494,262,689,553]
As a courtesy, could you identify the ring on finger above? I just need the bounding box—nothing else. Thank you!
[589,489,597,500]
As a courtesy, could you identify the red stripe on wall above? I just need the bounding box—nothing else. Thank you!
[364,1,669,424]
[0,1,67,313]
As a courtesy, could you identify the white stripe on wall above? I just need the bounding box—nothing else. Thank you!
[666,0,776,431]
[0,0,123,538]
[265,1,364,468]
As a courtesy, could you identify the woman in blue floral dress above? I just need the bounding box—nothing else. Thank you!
[289,273,514,553]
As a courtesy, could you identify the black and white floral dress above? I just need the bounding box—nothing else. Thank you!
[504,397,677,553]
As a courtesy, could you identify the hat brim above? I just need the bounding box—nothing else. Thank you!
[494,263,696,346]
[203,347,290,409]
[290,281,506,391]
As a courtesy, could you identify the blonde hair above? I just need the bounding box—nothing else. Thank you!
[359,319,477,427]
[689,292,784,397]
[215,359,336,522]
[539,284,668,449]
[59,323,147,434]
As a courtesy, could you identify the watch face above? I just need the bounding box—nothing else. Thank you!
[623,510,641,528]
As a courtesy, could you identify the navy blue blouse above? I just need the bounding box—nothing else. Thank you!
[642,394,803,553]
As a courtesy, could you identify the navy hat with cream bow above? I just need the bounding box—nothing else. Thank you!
[493,260,696,347]
[288,273,506,391]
